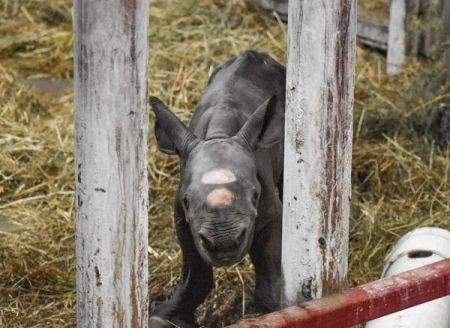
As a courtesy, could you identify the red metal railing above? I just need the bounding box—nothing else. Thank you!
[228,258,450,328]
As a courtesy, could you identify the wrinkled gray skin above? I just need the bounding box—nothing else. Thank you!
[149,50,285,327]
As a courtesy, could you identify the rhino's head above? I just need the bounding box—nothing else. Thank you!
[151,96,278,266]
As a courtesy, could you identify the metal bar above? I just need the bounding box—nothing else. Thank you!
[228,258,450,328]
[443,0,450,32]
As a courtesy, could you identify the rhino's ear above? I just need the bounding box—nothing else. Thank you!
[235,95,281,150]
[150,97,200,156]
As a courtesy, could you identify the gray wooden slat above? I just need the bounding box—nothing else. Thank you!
[282,0,355,306]
[74,0,149,326]
[357,19,389,51]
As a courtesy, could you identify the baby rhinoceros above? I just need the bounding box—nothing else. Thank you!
[150,50,286,327]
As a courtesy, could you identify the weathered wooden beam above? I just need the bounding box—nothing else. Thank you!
[421,0,447,58]
[281,0,355,307]
[256,0,288,20]
[387,0,407,74]
[357,19,389,51]
[229,258,450,328]
[443,0,450,32]
[74,0,149,326]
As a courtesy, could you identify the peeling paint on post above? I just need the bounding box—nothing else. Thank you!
[74,0,149,327]
[282,0,356,307]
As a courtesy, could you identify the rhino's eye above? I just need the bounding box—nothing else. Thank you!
[252,191,259,205]
[182,196,189,212]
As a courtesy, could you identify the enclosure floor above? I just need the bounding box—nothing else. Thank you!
[358,0,389,24]
[0,0,449,327]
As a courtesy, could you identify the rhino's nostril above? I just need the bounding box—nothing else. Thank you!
[199,231,215,251]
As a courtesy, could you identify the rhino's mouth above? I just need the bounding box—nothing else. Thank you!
[199,249,247,267]
[195,225,255,267]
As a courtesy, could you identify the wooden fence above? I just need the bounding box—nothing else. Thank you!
[258,0,450,75]
[358,0,450,74]
[73,0,448,326]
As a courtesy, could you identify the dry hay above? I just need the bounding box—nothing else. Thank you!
[0,0,449,327]
[358,0,389,24]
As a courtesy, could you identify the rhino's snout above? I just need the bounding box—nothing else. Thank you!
[199,226,247,251]
[197,224,251,266]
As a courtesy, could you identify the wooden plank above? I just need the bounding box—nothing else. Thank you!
[357,19,389,51]
[387,0,407,74]
[229,258,450,328]
[444,0,450,32]
[73,0,149,326]
[281,0,355,307]
[256,0,288,20]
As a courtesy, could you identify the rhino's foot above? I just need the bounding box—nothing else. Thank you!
[149,315,196,328]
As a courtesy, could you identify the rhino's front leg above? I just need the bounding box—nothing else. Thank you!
[250,218,282,313]
[150,218,214,328]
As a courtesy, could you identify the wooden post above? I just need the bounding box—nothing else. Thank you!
[74,0,149,327]
[282,0,356,307]
[387,0,407,74]
[443,0,450,32]
[421,0,448,58]
[405,0,422,59]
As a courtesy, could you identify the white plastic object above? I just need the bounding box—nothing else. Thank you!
[366,227,450,328]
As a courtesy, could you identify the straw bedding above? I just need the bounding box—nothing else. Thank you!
[0,0,449,326]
